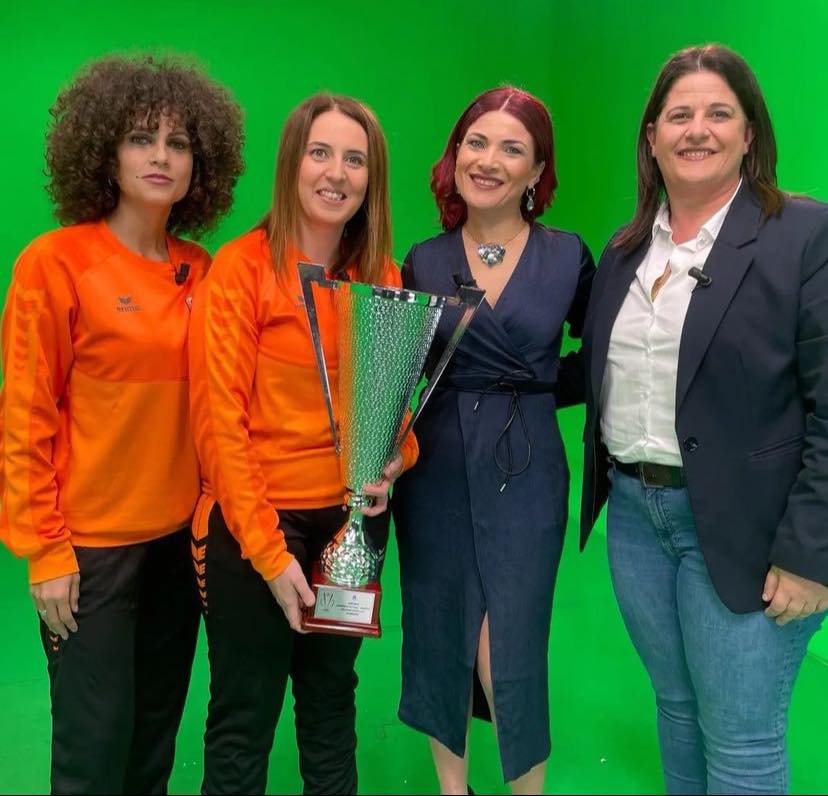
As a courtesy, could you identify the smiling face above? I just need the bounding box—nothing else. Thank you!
[647,70,753,201]
[454,110,544,220]
[296,109,369,235]
[115,113,193,210]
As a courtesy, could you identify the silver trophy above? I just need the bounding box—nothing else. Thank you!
[298,262,484,636]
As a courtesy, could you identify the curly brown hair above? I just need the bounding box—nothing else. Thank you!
[46,55,244,238]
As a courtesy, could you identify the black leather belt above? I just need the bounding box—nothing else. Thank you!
[613,459,685,488]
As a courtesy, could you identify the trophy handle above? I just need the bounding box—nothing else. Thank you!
[392,285,486,457]
[298,262,341,455]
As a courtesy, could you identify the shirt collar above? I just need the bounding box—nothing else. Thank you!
[651,178,742,247]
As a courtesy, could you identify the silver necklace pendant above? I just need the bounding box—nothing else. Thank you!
[477,243,506,266]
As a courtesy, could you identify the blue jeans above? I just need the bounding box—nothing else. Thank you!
[606,468,824,795]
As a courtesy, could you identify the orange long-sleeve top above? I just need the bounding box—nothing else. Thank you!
[188,228,419,582]
[0,220,210,583]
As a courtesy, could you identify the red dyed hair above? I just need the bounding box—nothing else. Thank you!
[431,86,557,231]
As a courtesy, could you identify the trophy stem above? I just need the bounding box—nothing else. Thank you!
[319,501,380,588]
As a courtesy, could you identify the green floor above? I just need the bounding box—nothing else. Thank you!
[1,414,826,794]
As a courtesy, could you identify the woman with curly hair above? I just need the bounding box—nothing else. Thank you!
[0,55,243,795]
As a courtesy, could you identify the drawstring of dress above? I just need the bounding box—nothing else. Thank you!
[473,379,532,492]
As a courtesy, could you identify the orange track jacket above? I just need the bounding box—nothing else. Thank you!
[188,229,418,582]
[0,220,210,583]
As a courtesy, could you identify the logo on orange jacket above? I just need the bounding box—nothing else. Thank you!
[116,295,141,313]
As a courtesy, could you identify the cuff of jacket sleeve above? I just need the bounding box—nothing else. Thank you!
[252,545,296,583]
[28,540,79,584]
[400,432,419,473]
[770,536,828,588]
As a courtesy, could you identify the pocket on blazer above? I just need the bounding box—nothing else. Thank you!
[748,434,805,461]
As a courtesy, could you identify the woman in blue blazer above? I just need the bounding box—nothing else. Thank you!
[580,44,828,795]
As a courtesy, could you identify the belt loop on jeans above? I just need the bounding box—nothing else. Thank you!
[612,458,686,488]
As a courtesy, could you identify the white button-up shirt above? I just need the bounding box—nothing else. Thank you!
[599,184,740,466]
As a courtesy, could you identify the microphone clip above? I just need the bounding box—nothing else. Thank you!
[174,262,191,286]
[688,267,712,288]
[452,270,478,291]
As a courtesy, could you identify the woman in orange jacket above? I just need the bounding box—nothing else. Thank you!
[0,55,243,795]
[188,94,417,795]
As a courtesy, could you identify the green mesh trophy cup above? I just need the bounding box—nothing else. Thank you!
[298,263,484,637]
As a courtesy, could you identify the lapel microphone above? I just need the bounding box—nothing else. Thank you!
[174,262,191,286]
[452,268,478,290]
[688,267,712,288]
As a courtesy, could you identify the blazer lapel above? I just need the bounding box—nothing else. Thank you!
[590,241,648,407]
[676,186,762,409]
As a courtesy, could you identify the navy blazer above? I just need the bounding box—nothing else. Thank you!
[580,185,828,612]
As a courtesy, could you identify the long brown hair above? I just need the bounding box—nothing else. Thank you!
[261,94,392,283]
[616,44,784,252]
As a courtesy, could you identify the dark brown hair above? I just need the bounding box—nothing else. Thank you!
[46,55,244,238]
[431,86,556,231]
[616,44,784,252]
[261,94,391,284]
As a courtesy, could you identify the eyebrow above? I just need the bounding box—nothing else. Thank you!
[466,132,528,147]
[666,102,736,112]
[128,125,190,137]
[307,140,367,156]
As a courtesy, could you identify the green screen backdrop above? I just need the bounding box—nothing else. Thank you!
[1,1,826,793]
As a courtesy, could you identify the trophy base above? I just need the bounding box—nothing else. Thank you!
[301,563,382,638]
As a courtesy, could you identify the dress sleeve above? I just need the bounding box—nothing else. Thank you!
[554,236,596,409]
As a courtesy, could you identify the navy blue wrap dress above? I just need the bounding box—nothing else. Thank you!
[392,223,594,781]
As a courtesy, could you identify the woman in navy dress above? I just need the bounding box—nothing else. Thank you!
[392,86,594,793]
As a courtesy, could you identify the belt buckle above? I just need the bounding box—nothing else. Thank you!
[638,462,663,488]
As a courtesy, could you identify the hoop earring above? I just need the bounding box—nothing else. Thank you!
[525,186,536,213]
